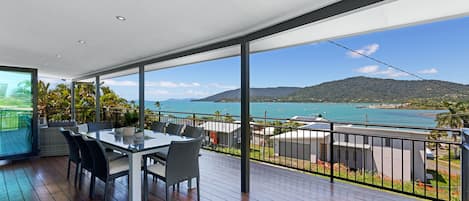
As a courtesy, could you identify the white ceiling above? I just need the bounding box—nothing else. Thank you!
[104,0,469,80]
[0,0,338,79]
[3,0,469,80]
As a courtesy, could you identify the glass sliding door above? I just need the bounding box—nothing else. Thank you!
[0,66,37,159]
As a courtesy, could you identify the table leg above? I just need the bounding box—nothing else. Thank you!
[129,153,142,201]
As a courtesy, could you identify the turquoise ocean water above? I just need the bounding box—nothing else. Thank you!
[145,100,445,128]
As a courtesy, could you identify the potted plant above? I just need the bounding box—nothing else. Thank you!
[122,110,139,136]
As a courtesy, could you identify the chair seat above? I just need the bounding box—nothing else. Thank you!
[153,147,169,160]
[147,163,165,177]
[109,157,129,175]
[106,151,126,161]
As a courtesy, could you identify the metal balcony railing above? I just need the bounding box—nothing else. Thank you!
[46,108,464,200]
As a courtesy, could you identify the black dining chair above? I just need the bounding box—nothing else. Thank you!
[152,125,204,162]
[165,123,184,135]
[84,138,129,200]
[87,121,113,132]
[151,121,166,133]
[182,125,204,138]
[59,128,81,186]
[72,134,95,190]
[144,136,203,201]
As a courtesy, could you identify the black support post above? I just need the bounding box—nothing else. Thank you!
[462,129,469,201]
[71,81,76,121]
[241,40,250,193]
[139,66,145,131]
[95,76,100,122]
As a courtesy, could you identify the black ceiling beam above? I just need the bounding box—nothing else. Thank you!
[73,0,385,81]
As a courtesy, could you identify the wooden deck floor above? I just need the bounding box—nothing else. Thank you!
[0,150,417,201]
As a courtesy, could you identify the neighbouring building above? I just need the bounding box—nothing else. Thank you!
[271,125,429,182]
[198,121,241,148]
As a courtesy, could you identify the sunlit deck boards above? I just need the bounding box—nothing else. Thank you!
[0,150,416,201]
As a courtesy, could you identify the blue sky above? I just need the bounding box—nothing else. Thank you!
[44,16,469,101]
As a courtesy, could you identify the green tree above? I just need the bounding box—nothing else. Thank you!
[214,110,221,121]
[154,101,161,111]
[38,81,50,117]
[435,101,467,142]
[224,113,235,123]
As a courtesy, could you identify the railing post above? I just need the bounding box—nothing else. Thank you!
[192,113,196,126]
[330,122,334,183]
[461,128,469,201]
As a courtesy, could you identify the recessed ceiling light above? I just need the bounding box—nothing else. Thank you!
[77,40,86,44]
[56,54,62,58]
[116,16,126,21]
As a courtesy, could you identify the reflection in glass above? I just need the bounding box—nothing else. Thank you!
[0,70,33,157]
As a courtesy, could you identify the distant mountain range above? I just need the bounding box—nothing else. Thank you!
[196,87,301,102]
[195,76,469,103]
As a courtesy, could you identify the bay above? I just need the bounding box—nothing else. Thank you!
[145,100,445,128]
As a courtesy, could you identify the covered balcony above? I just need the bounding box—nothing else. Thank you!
[1,1,469,201]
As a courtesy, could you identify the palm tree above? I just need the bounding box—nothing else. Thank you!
[214,110,221,121]
[436,101,465,129]
[435,101,466,154]
[38,81,50,117]
[154,101,161,111]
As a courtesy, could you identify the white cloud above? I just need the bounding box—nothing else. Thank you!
[184,90,209,97]
[355,65,409,78]
[375,68,409,78]
[355,65,379,73]
[207,83,237,90]
[147,89,169,95]
[418,68,438,74]
[102,79,138,87]
[146,81,201,88]
[347,43,380,58]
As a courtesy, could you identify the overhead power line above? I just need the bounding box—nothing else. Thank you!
[327,40,426,80]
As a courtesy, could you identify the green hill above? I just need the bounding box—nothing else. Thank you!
[195,87,301,102]
[197,76,469,103]
[284,76,469,103]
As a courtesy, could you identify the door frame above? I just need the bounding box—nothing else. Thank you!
[0,66,38,160]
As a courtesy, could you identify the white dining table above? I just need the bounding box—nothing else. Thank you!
[83,129,193,201]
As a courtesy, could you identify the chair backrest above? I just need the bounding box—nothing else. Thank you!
[166,123,183,135]
[151,121,166,133]
[59,128,80,162]
[72,134,94,171]
[181,126,204,138]
[84,138,109,181]
[87,121,113,132]
[165,136,203,185]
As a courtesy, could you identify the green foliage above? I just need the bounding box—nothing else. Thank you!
[39,80,134,123]
[0,79,33,108]
[124,110,139,127]
[433,101,469,142]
